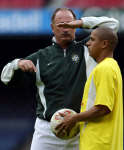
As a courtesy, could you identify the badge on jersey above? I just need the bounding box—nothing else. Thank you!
[72,54,80,64]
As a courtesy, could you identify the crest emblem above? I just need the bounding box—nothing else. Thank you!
[72,54,80,63]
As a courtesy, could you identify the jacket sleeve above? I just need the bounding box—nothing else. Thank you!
[1,59,20,85]
[1,50,39,85]
[84,46,97,78]
[81,16,119,32]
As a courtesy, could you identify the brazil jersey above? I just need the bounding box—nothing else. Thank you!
[80,58,123,150]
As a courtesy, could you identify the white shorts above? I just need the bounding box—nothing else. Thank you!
[30,117,79,150]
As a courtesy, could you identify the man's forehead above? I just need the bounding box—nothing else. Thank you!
[91,30,99,37]
[55,10,74,20]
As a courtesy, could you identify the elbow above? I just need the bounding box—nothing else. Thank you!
[95,105,111,117]
[1,68,11,85]
[115,19,119,32]
[1,74,9,85]
[113,19,120,32]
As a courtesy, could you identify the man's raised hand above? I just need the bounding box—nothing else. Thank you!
[57,20,83,29]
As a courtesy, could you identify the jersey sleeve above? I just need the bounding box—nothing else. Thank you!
[93,65,116,111]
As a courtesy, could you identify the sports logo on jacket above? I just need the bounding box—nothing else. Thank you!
[72,54,80,64]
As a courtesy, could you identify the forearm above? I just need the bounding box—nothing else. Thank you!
[74,105,110,123]
[70,19,83,28]
[81,16,119,32]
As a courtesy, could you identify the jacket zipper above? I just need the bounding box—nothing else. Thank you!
[64,49,66,57]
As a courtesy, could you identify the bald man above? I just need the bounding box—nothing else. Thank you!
[56,27,123,150]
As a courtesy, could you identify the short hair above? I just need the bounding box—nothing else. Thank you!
[51,8,76,23]
[95,27,118,50]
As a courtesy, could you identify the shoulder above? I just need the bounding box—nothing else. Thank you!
[94,58,119,78]
[73,41,85,53]
[37,45,53,55]
[76,36,89,46]
[98,58,118,70]
[77,36,90,45]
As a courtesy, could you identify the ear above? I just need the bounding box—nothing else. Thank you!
[102,40,109,49]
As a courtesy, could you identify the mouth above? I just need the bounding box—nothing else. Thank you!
[61,33,71,37]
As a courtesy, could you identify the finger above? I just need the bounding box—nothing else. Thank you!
[59,112,66,117]
[56,23,65,26]
[26,63,35,72]
[23,63,30,71]
[57,23,69,28]
[31,64,37,72]
[56,128,66,137]
[28,61,37,72]
[18,60,36,72]
[24,62,37,72]
[20,65,27,72]
[55,123,66,136]
[23,63,33,72]
[55,122,63,130]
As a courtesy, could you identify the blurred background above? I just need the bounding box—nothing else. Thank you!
[0,0,123,150]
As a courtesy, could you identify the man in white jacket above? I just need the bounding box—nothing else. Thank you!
[1,8,119,150]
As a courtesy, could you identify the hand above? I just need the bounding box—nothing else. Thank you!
[18,60,37,72]
[55,113,77,137]
[57,20,83,29]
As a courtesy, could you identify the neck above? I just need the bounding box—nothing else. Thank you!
[97,52,113,63]
[54,37,73,49]
[59,43,69,49]
[57,40,72,49]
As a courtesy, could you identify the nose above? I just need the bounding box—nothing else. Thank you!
[62,28,70,35]
[86,40,90,47]
[63,27,70,32]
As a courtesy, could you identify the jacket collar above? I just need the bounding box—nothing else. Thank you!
[52,36,76,49]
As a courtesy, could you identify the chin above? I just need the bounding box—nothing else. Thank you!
[63,37,71,40]
[62,38,72,44]
[89,50,92,56]
[89,53,94,58]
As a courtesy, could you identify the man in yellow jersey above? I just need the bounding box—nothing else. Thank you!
[56,27,123,150]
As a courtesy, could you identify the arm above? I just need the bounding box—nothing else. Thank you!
[56,105,110,136]
[81,16,119,32]
[1,59,36,85]
[57,16,119,32]
[1,50,40,85]
[81,16,119,77]
[1,59,20,85]
[72,105,110,122]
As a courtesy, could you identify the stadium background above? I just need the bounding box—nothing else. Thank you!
[0,0,123,150]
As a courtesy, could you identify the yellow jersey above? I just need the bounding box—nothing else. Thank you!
[80,58,123,150]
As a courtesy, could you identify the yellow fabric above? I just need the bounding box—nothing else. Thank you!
[80,58,123,150]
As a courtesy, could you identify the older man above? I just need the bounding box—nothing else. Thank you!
[1,8,119,150]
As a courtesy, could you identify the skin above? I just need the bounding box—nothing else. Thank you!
[86,29,113,63]
[18,20,116,137]
[56,28,114,137]
[51,10,76,49]
[56,19,83,29]
[18,59,37,72]
[56,105,110,137]
[18,10,83,71]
